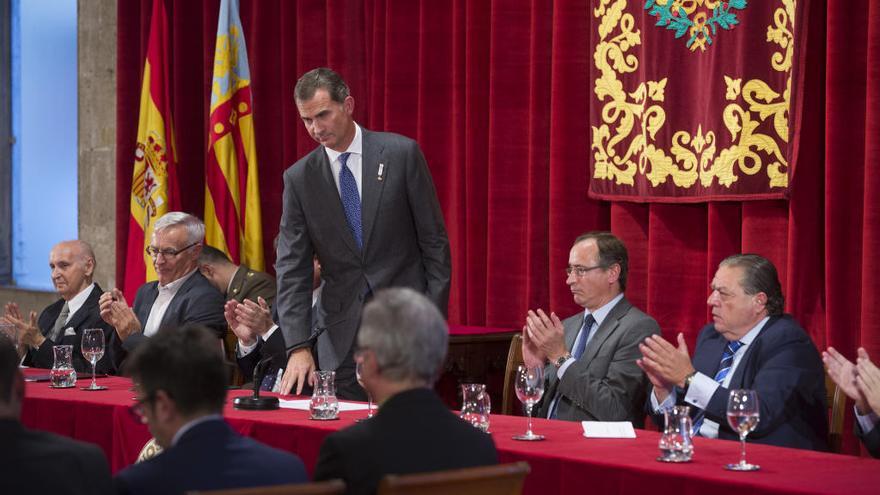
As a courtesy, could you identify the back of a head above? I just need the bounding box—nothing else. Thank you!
[0,335,19,408]
[199,244,232,266]
[125,325,227,416]
[357,288,448,386]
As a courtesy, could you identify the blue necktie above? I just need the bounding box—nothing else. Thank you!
[338,152,362,249]
[692,340,743,435]
[548,313,596,419]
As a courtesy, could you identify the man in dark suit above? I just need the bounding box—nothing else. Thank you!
[2,240,116,374]
[114,325,307,495]
[0,335,113,495]
[639,254,828,451]
[313,288,497,494]
[100,212,226,362]
[824,346,880,457]
[276,67,451,399]
[523,232,660,425]
[199,244,276,307]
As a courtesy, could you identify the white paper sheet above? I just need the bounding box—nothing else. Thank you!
[278,399,371,412]
[581,421,637,438]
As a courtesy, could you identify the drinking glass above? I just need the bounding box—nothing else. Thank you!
[81,328,107,391]
[355,360,374,421]
[725,389,760,471]
[309,370,339,420]
[657,405,693,462]
[460,383,491,432]
[50,345,76,388]
[512,365,545,441]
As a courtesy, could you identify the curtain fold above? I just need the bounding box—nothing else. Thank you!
[116,0,879,453]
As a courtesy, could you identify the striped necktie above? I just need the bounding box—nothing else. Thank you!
[692,340,743,435]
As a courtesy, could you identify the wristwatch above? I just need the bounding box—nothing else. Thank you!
[682,371,697,391]
[554,353,572,369]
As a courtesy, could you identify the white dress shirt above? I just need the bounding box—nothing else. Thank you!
[324,123,364,198]
[143,269,198,338]
[64,283,96,325]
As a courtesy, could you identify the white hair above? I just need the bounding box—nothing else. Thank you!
[153,212,205,244]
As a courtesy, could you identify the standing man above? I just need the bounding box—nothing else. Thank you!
[2,240,116,374]
[638,254,828,450]
[276,67,451,399]
[523,232,660,425]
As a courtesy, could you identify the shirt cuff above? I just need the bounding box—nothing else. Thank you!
[556,357,576,378]
[262,324,279,340]
[650,387,677,413]
[855,406,879,435]
[237,339,259,357]
[684,372,719,411]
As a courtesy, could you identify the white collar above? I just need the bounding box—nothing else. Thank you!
[65,283,95,316]
[158,268,198,293]
[584,292,624,328]
[323,122,363,164]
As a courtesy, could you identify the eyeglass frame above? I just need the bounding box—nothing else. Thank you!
[565,264,609,278]
[145,242,200,259]
[128,391,157,423]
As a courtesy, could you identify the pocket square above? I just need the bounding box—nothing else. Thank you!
[63,327,76,337]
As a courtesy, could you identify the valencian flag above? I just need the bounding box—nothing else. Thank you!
[124,0,180,299]
[204,0,265,271]
[589,0,808,202]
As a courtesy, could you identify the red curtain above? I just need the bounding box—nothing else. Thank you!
[116,0,879,449]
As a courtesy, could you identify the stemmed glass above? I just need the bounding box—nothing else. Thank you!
[355,360,373,421]
[725,389,760,471]
[512,365,545,441]
[81,328,107,391]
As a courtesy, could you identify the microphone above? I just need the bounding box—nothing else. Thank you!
[233,324,330,411]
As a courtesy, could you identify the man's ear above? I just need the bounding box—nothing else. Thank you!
[152,389,176,422]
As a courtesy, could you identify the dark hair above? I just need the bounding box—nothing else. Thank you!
[199,244,232,265]
[0,335,18,403]
[720,254,785,316]
[294,67,350,104]
[574,231,629,292]
[125,325,227,416]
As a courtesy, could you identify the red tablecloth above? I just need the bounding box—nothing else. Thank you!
[21,373,880,495]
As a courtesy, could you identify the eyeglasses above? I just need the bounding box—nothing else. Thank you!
[128,392,155,424]
[145,242,199,259]
[565,264,607,278]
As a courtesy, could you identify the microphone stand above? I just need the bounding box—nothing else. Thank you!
[233,325,328,411]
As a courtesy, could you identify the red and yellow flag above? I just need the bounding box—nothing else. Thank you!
[204,0,265,270]
[123,0,180,299]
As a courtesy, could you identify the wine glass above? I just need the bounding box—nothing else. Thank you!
[725,389,760,471]
[81,328,107,391]
[355,360,373,421]
[512,365,545,441]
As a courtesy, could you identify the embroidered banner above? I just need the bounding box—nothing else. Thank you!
[589,0,805,202]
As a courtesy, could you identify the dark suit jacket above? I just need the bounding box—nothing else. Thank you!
[313,388,497,495]
[653,315,828,451]
[116,271,226,357]
[856,421,880,458]
[25,284,119,374]
[276,128,451,372]
[114,418,307,495]
[229,265,277,308]
[237,328,287,385]
[0,419,113,495]
[537,297,660,426]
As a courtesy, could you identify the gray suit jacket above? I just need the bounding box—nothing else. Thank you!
[276,128,451,370]
[537,297,660,426]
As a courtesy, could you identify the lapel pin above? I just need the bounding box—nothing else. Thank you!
[378,163,385,181]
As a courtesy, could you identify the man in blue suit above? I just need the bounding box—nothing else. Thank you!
[114,325,307,495]
[100,212,226,366]
[638,254,828,451]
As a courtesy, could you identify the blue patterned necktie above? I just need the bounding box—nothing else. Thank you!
[338,152,362,249]
[692,340,743,435]
[548,313,597,419]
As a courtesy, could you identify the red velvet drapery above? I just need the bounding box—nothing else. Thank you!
[116,0,879,452]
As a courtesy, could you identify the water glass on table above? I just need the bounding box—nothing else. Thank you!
[511,365,545,441]
[50,345,76,388]
[355,360,374,421]
[725,389,760,471]
[81,328,107,391]
[309,370,339,420]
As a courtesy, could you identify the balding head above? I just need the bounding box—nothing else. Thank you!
[49,240,96,300]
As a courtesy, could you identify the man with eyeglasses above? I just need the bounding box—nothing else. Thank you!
[116,325,306,494]
[522,231,660,425]
[100,212,226,361]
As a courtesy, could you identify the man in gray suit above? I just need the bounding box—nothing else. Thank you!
[276,68,451,399]
[523,231,660,425]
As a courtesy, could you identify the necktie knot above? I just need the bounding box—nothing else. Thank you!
[726,340,743,356]
[339,152,351,168]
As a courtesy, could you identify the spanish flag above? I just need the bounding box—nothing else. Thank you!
[123,0,180,299]
[204,0,265,271]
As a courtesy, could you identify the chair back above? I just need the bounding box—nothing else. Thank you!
[187,479,346,495]
[825,372,846,453]
[136,437,163,463]
[501,334,524,416]
[377,462,530,495]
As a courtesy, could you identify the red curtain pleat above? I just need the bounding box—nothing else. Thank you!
[116,0,879,454]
